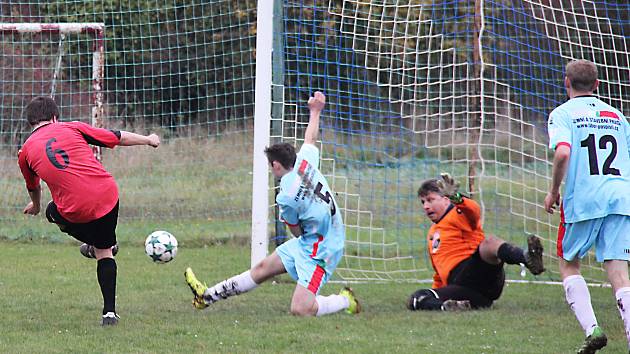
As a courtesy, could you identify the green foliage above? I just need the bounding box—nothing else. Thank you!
[40,0,258,129]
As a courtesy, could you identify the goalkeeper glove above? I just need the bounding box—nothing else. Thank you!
[437,172,464,204]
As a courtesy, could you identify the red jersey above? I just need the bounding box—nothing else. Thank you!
[426,197,485,288]
[18,121,121,223]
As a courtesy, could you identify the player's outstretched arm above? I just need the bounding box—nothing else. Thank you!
[119,131,160,148]
[304,91,325,145]
[438,172,480,228]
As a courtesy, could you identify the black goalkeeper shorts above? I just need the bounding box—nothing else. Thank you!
[447,248,505,301]
[45,200,119,249]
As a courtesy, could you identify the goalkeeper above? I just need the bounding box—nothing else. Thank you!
[407,173,545,311]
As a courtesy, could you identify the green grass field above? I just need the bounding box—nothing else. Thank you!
[0,133,618,352]
[1,241,626,353]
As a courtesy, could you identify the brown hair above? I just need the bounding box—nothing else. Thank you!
[417,178,442,198]
[24,96,59,126]
[264,143,296,169]
[566,60,598,92]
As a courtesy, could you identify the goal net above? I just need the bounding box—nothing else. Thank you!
[271,0,629,283]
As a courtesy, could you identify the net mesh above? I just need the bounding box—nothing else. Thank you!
[279,0,629,282]
[0,1,258,244]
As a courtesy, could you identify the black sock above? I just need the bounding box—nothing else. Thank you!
[497,243,526,265]
[97,257,117,315]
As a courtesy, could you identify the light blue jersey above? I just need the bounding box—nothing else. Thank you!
[276,144,345,277]
[548,95,630,223]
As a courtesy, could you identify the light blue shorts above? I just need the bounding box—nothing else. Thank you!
[276,237,342,295]
[560,214,630,262]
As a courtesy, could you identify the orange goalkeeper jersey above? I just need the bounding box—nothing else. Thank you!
[426,197,485,288]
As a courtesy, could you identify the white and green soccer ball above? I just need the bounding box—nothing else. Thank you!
[145,230,178,263]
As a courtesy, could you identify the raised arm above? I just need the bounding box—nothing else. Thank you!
[437,173,480,228]
[119,131,160,147]
[304,91,325,145]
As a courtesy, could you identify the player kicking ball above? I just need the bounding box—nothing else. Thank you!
[18,96,160,325]
[407,173,545,311]
[185,91,360,316]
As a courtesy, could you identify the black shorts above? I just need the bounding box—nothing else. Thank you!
[45,201,119,249]
[447,248,505,301]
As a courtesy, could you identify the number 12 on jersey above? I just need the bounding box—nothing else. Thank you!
[580,133,620,176]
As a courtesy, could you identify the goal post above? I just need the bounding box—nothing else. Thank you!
[250,2,274,267]
[0,22,105,160]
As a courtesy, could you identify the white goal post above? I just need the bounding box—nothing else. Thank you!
[0,22,105,159]
[250,4,273,267]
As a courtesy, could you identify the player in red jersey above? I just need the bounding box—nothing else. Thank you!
[407,173,545,311]
[17,96,160,326]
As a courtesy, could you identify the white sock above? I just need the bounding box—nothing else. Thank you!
[315,294,349,316]
[563,275,598,336]
[205,270,258,302]
[615,287,630,348]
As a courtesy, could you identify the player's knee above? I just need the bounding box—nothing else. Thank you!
[290,301,316,316]
[604,261,630,290]
[407,289,442,311]
[484,234,502,244]
[480,236,502,253]
[559,258,581,278]
[250,258,272,283]
[251,259,265,274]
[94,247,114,260]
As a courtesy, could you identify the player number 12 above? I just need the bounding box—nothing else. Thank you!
[580,134,620,176]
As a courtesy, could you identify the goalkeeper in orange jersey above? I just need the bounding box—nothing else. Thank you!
[407,173,545,311]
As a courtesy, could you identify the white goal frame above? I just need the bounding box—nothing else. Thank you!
[0,22,105,159]
[250,4,273,267]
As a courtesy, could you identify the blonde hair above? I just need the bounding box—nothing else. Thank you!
[565,59,598,92]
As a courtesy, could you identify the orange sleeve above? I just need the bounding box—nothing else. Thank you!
[429,242,444,288]
[432,272,444,289]
[456,197,481,230]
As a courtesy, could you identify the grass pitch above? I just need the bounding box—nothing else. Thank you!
[1,241,626,353]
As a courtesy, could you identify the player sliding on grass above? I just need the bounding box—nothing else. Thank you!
[545,59,630,354]
[407,173,545,311]
[185,91,360,316]
[18,96,160,326]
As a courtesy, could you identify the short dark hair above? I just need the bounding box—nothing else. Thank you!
[417,178,442,198]
[264,143,296,169]
[566,60,598,92]
[24,96,59,126]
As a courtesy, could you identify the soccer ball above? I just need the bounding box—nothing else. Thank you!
[145,230,178,263]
